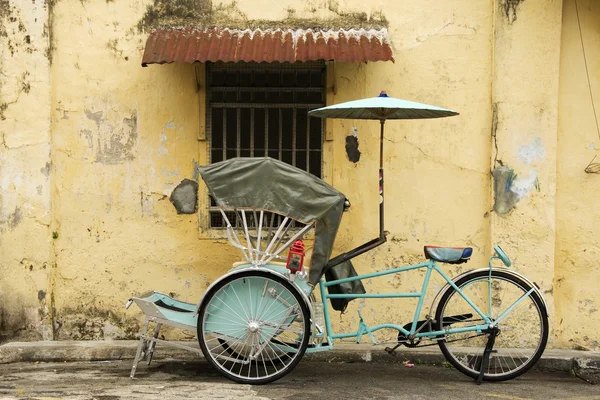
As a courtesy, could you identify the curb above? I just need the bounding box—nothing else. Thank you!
[0,341,598,384]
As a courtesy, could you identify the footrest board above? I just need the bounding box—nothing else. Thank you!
[128,291,198,330]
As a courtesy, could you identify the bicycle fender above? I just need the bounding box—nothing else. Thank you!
[427,267,548,318]
[194,265,314,317]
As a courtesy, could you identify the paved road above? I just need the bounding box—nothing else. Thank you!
[0,359,597,400]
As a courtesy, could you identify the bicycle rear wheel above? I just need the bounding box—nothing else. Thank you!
[198,271,310,384]
[435,270,548,381]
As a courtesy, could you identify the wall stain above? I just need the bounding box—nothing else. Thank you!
[137,0,388,32]
[106,38,127,60]
[345,134,361,163]
[0,293,44,343]
[170,178,199,214]
[80,128,93,149]
[493,166,520,214]
[40,162,51,177]
[44,0,56,64]
[502,0,523,25]
[84,109,104,129]
[55,306,140,340]
[2,206,23,231]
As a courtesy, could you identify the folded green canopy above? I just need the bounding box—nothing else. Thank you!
[198,157,347,286]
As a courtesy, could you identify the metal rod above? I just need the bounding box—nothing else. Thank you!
[292,108,297,166]
[325,237,386,270]
[240,211,254,263]
[306,111,311,172]
[265,108,269,157]
[236,108,241,157]
[326,293,422,299]
[222,108,227,161]
[250,108,255,157]
[379,119,385,238]
[279,108,283,160]
[256,210,264,258]
[324,261,432,286]
[266,222,313,262]
[212,103,323,109]
[259,216,289,264]
[323,119,388,270]
[211,86,323,92]
[380,119,385,169]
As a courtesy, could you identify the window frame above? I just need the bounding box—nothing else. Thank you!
[203,61,328,231]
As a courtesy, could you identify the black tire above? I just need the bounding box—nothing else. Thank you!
[435,270,548,382]
[198,271,310,384]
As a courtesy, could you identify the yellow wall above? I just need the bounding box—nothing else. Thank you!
[490,0,563,347]
[0,0,53,340]
[556,0,600,351]
[0,0,598,350]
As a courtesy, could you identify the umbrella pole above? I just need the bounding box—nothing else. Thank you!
[379,119,385,239]
[322,120,388,270]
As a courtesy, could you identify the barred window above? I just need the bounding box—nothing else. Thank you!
[207,62,326,228]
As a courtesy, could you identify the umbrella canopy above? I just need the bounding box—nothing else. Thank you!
[306,89,459,268]
[308,91,459,120]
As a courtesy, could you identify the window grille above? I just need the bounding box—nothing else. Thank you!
[206,62,326,228]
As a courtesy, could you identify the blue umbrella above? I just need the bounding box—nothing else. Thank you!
[308,91,459,261]
[308,90,459,120]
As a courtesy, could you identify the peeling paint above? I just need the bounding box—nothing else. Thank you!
[493,166,522,214]
[493,166,540,214]
[510,169,539,198]
[170,178,199,214]
[161,166,179,178]
[85,109,104,129]
[518,137,545,164]
[158,134,168,155]
[345,129,361,163]
[83,109,138,164]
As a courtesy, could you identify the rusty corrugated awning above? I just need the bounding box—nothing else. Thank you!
[141,27,395,66]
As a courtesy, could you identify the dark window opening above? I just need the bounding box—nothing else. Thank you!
[207,62,326,228]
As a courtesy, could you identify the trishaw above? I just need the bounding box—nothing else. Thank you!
[126,92,548,385]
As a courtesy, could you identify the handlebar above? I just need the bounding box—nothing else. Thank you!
[494,245,511,267]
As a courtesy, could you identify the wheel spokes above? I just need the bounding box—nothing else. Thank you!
[199,274,308,383]
[437,273,547,380]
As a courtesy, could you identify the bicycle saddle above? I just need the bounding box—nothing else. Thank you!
[424,246,472,264]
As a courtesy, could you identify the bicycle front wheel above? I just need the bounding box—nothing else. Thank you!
[435,270,548,381]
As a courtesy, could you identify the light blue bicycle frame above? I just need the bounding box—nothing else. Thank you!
[307,255,534,352]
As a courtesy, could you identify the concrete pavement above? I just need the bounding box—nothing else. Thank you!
[0,340,599,385]
[0,358,599,400]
